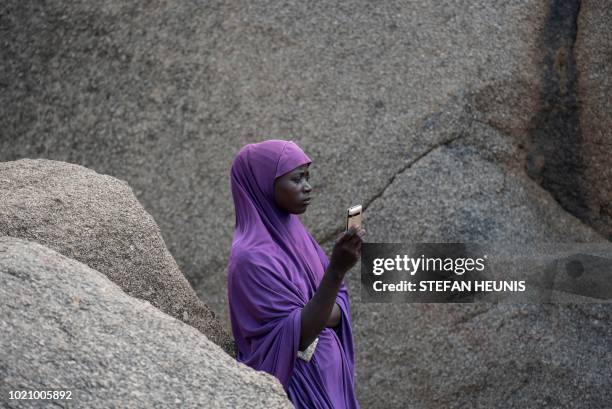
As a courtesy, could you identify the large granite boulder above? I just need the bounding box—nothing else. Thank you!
[0,159,234,356]
[0,237,292,408]
[310,87,612,406]
[334,92,612,408]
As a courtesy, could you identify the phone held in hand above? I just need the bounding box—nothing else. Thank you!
[346,204,363,230]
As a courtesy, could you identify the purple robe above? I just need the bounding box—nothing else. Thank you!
[227,139,360,408]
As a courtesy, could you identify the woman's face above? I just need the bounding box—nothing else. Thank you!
[274,164,312,214]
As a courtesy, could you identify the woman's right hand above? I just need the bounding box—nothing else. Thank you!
[327,226,366,279]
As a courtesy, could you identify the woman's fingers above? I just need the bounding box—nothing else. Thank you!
[336,229,350,243]
[338,226,358,242]
[351,228,365,240]
[348,229,364,248]
[354,229,366,253]
[335,227,364,252]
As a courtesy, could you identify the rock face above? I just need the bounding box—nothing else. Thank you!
[351,302,612,409]
[329,93,612,407]
[522,0,612,246]
[0,159,234,356]
[0,237,292,408]
[575,0,612,240]
[2,1,612,407]
[357,90,605,245]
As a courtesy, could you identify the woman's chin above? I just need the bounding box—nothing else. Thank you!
[293,204,309,214]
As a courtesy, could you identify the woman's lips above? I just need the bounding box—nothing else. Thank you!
[301,198,312,205]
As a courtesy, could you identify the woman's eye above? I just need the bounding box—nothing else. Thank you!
[292,173,309,183]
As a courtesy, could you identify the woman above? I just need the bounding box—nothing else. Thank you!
[227,139,365,408]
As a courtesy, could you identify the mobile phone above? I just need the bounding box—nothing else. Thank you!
[346,204,363,231]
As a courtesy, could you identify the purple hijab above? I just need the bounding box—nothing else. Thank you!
[227,139,360,408]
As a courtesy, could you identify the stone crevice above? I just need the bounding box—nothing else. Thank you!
[526,0,588,224]
[317,133,465,246]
